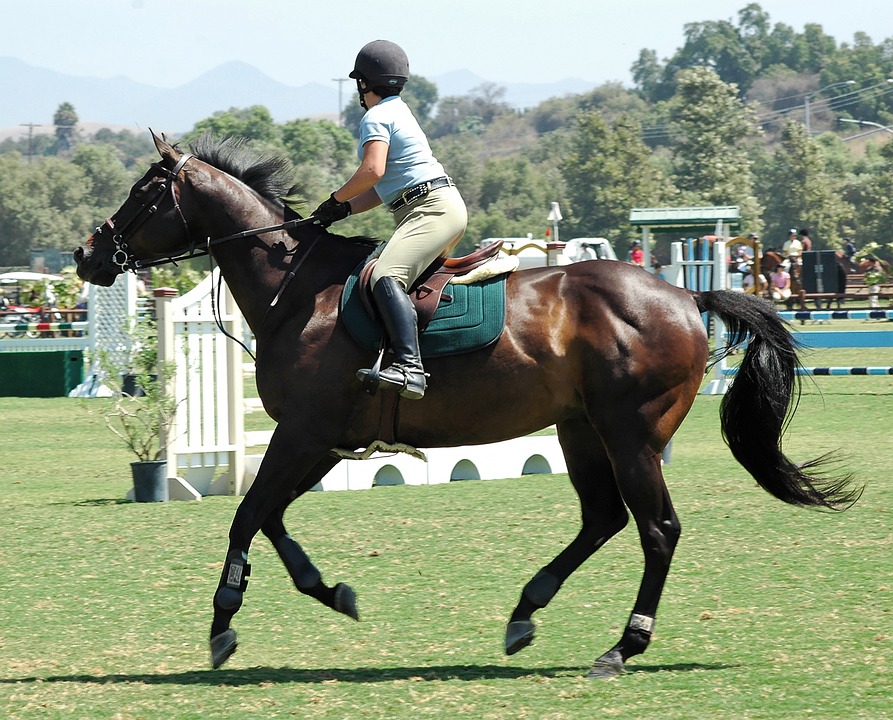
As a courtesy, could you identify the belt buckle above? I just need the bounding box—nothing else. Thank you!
[404,182,427,205]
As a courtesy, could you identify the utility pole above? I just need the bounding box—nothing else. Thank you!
[20,122,41,163]
[332,78,349,126]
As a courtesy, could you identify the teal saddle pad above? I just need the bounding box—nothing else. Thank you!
[340,270,507,358]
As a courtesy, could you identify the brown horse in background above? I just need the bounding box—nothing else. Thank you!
[74,133,858,678]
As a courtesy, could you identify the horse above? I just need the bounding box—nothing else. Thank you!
[74,132,859,679]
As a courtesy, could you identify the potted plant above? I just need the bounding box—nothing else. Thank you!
[100,318,179,502]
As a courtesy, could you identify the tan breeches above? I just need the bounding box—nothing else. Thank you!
[371,185,468,290]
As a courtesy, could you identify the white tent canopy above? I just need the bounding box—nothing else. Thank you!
[0,271,64,283]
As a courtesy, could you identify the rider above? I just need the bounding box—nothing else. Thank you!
[311,40,467,400]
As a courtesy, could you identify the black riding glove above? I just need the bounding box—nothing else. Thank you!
[311,193,351,228]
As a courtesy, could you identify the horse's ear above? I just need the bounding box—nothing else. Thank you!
[150,128,179,162]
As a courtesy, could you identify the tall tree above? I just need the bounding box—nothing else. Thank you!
[668,67,763,228]
[189,105,278,145]
[757,120,853,246]
[53,102,78,154]
[560,112,669,243]
[852,139,893,251]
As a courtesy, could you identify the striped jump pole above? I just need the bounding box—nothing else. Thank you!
[778,309,893,322]
[800,367,893,376]
[0,321,89,333]
[704,323,893,393]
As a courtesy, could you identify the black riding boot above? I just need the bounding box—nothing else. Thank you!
[356,276,427,400]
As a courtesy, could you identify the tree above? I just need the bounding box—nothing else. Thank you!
[427,83,513,139]
[402,76,439,123]
[632,49,663,103]
[757,120,853,246]
[53,102,78,154]
[668,67,763,229]
[279,118,359,207]
[0,154,94,265]
[70,144,134,219]
[853,140,893,250]
[560,112,669,243]
[189,105,278,145]
[674,19,759,92]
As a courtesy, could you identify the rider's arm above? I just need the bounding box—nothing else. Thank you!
[333,140,388,213]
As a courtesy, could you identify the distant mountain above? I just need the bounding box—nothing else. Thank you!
[1,57,598,135]
[432,68,598,108]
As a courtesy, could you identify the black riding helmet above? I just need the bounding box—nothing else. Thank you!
[349,40,409,93]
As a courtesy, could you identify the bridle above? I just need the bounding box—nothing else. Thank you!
[94,153,196,273]
[93,152,320,274]
[94,151,325,359]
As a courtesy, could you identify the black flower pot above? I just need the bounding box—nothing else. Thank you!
[131,460,169,502]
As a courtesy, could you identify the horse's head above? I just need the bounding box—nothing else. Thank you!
[75,132,194,286]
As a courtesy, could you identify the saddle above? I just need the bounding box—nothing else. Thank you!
[357,241,504,330]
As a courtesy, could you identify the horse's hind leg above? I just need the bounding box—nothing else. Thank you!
[505,419,629,655]
[587,446,680,678]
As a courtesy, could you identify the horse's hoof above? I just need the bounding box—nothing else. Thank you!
[334,582,359,621]
[505,620,536,655]
[210,629,238,669]
[587,650,626,679]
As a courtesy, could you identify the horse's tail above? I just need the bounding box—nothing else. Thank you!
[695,290,861,510]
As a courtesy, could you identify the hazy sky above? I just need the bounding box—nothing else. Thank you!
[8,0,892,88]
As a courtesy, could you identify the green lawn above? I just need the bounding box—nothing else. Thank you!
[0,346,891,719]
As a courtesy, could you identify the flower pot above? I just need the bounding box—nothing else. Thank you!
[121,373,157,397]
[131,460,169,502]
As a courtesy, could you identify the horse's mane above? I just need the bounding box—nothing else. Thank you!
[186,134,303,206]
[185,133,377,250]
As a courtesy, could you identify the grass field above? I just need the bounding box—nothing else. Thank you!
[1,345,891,719]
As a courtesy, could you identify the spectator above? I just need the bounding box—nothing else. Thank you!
[783,228,802,262]
[864,255,886,309]
[769,264,791,302]
[629,241,644,267]
[742,262,768,296]
[843,238,857,271]
[798,228,813,253]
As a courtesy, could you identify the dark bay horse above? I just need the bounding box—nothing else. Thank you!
[74,133,858,678]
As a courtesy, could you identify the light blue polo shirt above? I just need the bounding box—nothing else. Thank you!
[358,95,446,206]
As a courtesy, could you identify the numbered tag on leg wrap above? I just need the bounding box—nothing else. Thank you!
[224,553,251,592]
[628,613,655,635]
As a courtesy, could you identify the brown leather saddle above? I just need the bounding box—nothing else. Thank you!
[356,240,504,329]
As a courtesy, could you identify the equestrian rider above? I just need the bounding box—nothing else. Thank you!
[311,40,467,400]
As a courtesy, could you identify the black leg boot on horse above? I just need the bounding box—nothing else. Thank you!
[357,276,427,400]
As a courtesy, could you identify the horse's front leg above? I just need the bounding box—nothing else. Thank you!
[260,457,359,621]
[210,433,333,669]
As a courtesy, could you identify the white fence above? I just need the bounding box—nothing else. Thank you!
[155,270,244,497]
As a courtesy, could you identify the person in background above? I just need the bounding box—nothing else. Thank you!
[769,263,791,302]
[629,241,644,267]
[864,255,886,309]
[798,228,813,253]
[844,238,857,271]
[742,261,768,296]
[783,228,802,262]
[310,40,467,400]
